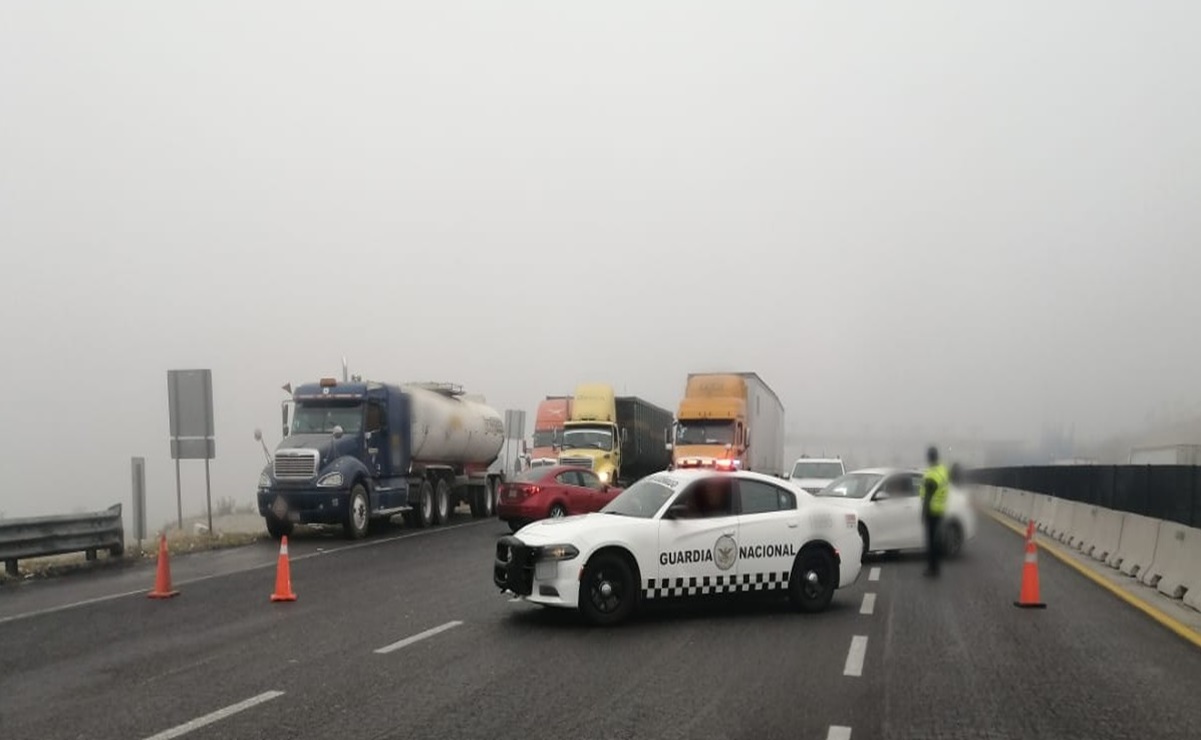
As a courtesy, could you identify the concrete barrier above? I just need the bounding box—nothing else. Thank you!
[1139,521,1201,599]
[1092,508,1125,565]
[1067,504,1099,552]
[1034,495,1056,535]
[1113,513,1161,578]
[1050,499,1079,543]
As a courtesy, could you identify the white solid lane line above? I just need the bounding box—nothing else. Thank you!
[868,567,880,582]
[141,690,284,740]
[843,635,868,677]
[860,593,876,615]
[375,620,464,655]
[827,726,852,740]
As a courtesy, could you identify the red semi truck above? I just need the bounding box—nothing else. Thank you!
[529,396,572,468]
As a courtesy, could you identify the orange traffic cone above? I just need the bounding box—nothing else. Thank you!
[147,533,180,599]
[270,536,297,602]
[1014,525,1046,609]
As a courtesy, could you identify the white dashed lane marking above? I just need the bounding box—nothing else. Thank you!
[860,593,876,615]
[827,725,852,739]
[868,567,880,582]
[843,636,868,677]
[141,691,284,740]
[374,620,463,655]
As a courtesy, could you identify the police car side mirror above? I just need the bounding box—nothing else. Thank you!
[873,491,891,502]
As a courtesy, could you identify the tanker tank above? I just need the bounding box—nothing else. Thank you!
[403,384,505,465]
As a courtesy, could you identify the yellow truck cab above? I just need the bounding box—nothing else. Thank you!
[558,384,621,484]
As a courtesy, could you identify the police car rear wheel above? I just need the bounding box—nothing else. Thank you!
[789,548,836,613]
[579,553,636,626]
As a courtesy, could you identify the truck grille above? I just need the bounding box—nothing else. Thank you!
[274,450,318,480]
[559,456,593,470]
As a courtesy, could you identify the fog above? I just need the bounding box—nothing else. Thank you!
[2,3,1199,526]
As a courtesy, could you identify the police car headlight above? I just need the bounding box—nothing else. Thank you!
[259,472,271,488]
[536,544,579,561]
[316,472,344,488]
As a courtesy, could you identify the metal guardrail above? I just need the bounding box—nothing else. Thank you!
[0,504,125,576]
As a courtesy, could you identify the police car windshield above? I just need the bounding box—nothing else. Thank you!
[815,473,882,499]
[600,477,675,518]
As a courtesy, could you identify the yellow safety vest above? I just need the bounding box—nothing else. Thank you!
[922,464,949,515]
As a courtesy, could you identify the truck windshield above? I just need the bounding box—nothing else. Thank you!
[675,421,734,446]
[563,427,613,450]
[792,462,844,479]
[292,402,363,435]
[601,478,675,518]
[531,429,560,447]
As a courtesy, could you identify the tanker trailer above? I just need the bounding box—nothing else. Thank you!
[257,377,506,539]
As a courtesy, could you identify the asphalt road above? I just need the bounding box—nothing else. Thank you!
[2,512,1200,740]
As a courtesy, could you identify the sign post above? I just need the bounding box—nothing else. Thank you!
[167,370,216,534]
[131,456,147,551]
[503,409,526,474]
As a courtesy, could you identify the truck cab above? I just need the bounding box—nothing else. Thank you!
[672,376,749,471]
[529,396,572,468]
[558,384,623,485]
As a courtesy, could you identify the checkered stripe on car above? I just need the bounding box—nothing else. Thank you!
[641,572,792,599]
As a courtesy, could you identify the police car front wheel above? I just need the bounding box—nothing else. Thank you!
[579,552,637,626]
[789,547,837,613]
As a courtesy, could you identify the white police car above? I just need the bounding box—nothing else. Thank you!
[493,469,864,625]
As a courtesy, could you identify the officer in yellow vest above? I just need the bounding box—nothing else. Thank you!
[921,446,950,577]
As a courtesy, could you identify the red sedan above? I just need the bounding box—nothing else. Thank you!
[497,465,622,532]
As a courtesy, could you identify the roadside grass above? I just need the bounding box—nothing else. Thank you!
[0,528,266,585]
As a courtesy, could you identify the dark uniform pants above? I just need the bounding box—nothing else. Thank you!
[924,514,943,574]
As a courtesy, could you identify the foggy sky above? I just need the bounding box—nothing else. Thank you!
[2,3,1199,525]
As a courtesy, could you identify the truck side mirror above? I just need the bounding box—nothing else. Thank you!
[621,427,629,442]
[332,425,345,440]
[254,428,263,441]
[664,442,673,451]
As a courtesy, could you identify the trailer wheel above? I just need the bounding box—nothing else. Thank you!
[433,477,452,525]
[344,483,370,540]
[484,478,497,517]
[415,479,435,528]
[468,486,483,518]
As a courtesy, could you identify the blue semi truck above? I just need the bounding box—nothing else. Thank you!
[256,377,507,539]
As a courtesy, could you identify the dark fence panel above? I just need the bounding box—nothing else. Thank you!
[968,465,1201,528]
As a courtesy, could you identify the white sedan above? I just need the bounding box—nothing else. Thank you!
[812,468,977,559]
[492,469,864,625]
